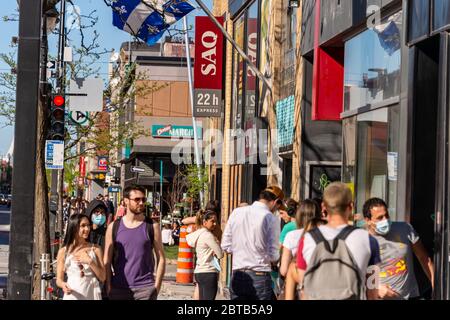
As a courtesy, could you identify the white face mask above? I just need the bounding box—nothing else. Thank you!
[375,219,391,235]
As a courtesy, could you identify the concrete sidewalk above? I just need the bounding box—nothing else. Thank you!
[158,262,228,300]
[159,263,194,300]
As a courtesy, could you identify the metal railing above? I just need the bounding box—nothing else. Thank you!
[40,254,59,300]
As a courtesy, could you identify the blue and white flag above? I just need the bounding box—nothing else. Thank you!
[374,12,402,56]
[112,0,195,45]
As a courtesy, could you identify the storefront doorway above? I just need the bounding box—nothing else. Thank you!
[434,33,450,299]
[409,35,440,299]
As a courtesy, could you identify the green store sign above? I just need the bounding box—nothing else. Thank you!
[152,125,202,139]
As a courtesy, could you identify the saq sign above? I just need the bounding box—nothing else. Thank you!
[194,16,224,117]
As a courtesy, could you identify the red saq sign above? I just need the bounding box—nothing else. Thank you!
[194,16,224,117]
[194,16,224,89]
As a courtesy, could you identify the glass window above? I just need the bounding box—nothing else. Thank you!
[342,117,356,189]
[232,14,245,130]
[344,11,402,111]
[353,106,399,219]
[280,6,296,100]
[259,0,272,114]
[408,0,429,43]
[282,158,293,198]
[433,0,450,31]
[355,108,388,213]
[245,2,258,124]
[387,105,400,218]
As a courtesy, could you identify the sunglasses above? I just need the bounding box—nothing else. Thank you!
[78,263,85,278]
[129,197,147,203]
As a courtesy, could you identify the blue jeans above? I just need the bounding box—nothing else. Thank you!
[230,270,276,300]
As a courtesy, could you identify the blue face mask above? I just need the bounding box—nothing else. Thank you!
[91,213,106,226]
[375,219,391,235]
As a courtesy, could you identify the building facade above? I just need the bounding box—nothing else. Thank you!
[301,0,450,299]
[211,0,450,299]
[109,39,205,215]
[212,0,307,294]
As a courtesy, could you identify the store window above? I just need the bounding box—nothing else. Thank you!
[344,12,402,111]
[343,106,399,219]
[282,158,293,199]
[280,6,297,100]
[232,1,259,131]
[408,0,429,43]
[245,2,258,123]
[232,14,245,131]
[231,1,260,165]
[434,0,450,32]
[342,11,402,220]
[342,117,356,189]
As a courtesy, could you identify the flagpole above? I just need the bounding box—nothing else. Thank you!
[193,0,271,92]
[183,16,204,207]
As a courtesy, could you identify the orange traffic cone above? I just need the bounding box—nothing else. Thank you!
[176,225,194,284]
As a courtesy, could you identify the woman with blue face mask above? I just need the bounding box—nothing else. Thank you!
[91,209,107,227]
[86,200,109,250]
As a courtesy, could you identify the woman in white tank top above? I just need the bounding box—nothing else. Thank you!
[56,214,106,300]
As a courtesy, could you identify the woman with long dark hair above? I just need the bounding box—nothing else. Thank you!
[56,214,106,300]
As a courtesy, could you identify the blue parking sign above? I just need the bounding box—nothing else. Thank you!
[45,140,64,170]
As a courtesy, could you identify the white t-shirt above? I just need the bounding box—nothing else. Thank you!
[161,229,173,244]
[283,228,304,257]
[298,224,380,280]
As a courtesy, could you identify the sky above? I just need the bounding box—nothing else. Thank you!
[0,0,212,156]
[0,1,18,156]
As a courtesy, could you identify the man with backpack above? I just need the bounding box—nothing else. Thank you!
[103,185,166,300]
[363,198,434,300]
[296,182,380,300]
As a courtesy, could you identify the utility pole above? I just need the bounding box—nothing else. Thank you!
[183,16,204,207]
[8,0,42,300]
[55,0,66,245]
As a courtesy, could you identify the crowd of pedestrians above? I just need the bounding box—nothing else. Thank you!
[55,182,435,301]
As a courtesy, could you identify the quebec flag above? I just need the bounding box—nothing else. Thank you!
[373,11,402,56]
[112,0,195,45]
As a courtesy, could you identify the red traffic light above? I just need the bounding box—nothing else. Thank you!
[53,95,65,107]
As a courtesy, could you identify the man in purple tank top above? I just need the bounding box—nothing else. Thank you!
[104,185,166,300]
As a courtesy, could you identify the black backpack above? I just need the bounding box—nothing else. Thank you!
[111,217,154,266]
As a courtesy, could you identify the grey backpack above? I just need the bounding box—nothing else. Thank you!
[302,226,363,300]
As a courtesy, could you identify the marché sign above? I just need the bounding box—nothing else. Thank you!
[152,125,203,139]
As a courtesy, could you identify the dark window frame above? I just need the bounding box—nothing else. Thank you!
[431,0,450,36]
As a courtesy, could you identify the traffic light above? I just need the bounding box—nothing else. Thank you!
[50,95,66,140]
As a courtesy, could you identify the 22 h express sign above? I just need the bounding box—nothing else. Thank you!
[193,16,224,117]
